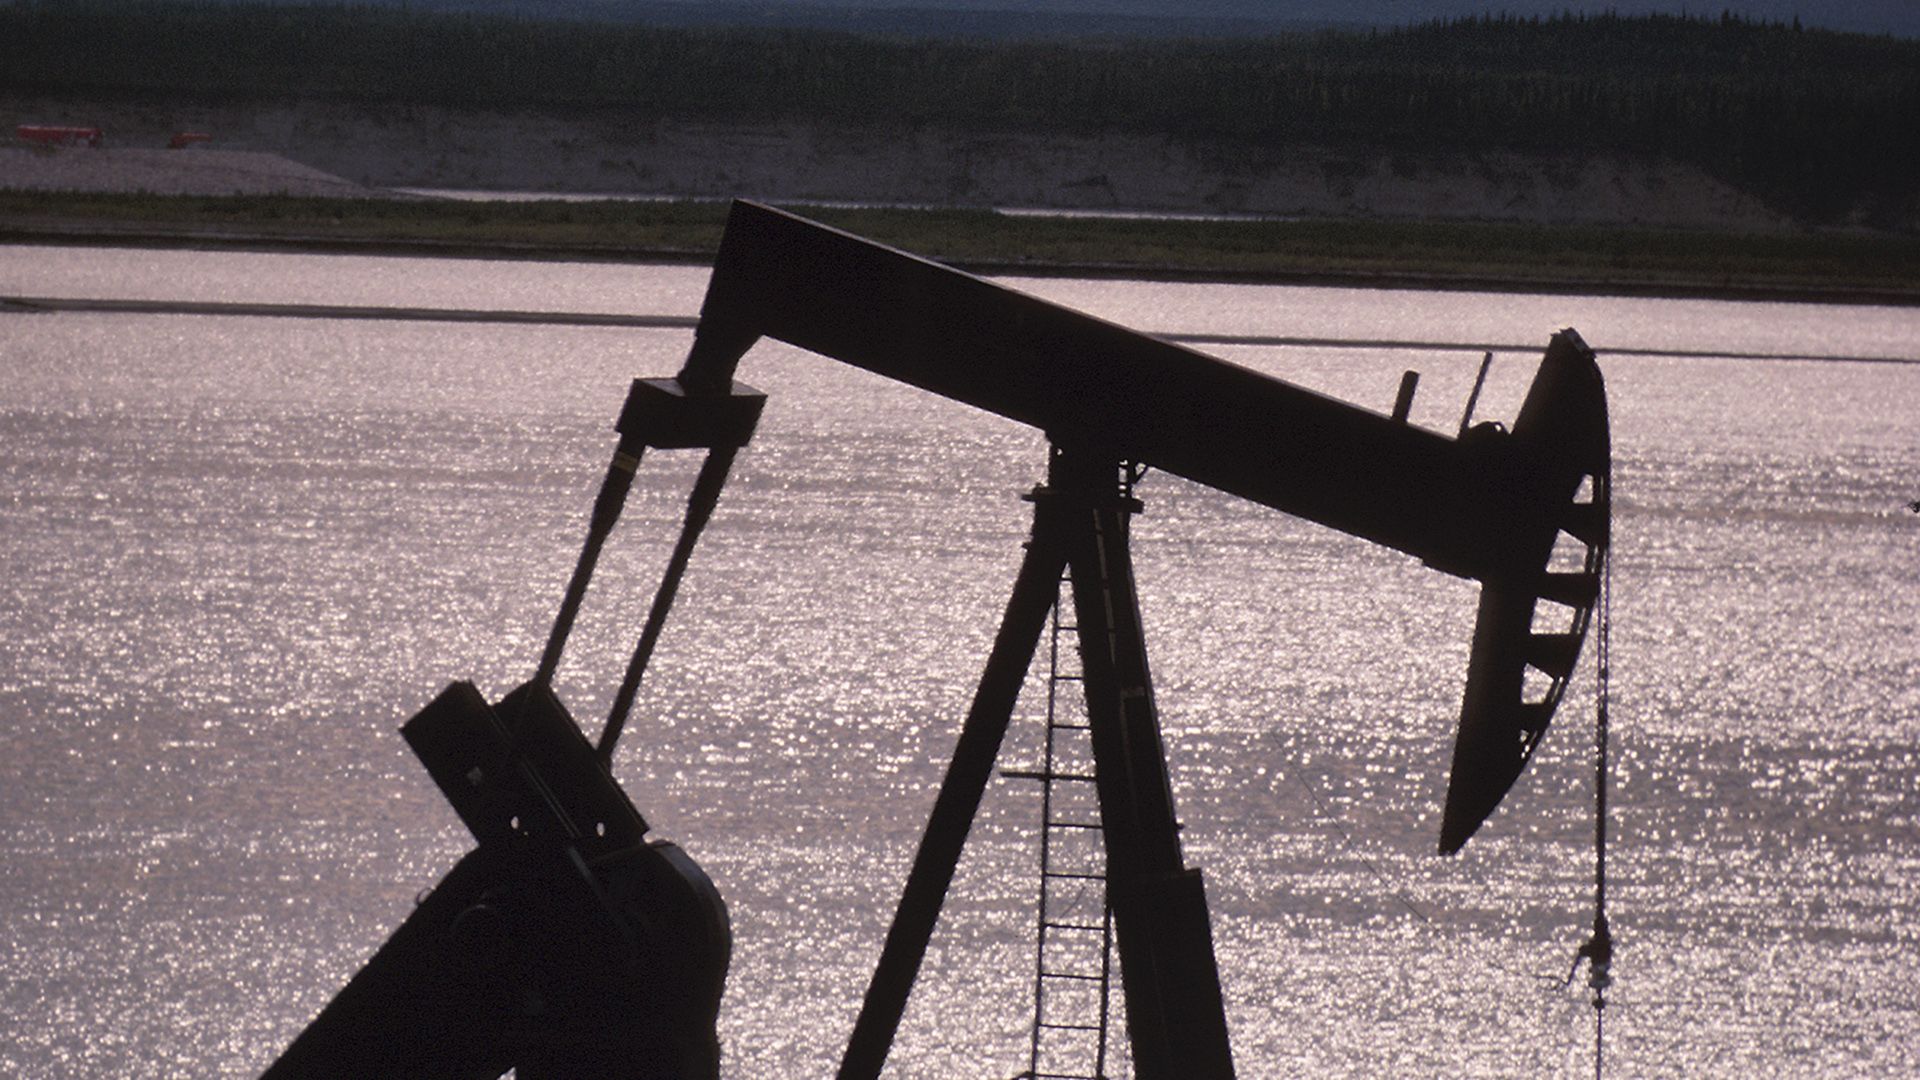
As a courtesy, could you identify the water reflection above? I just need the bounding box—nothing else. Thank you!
[1,252,1915,1077]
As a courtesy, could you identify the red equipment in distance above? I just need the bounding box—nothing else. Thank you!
[17,124,102,147]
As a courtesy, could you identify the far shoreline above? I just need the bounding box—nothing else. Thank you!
[6,214,1918,309]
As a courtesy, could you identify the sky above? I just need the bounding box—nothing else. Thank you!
[238,0,1920,38]
[636,0,1919,36]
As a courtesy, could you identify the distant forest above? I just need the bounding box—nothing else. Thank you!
[5,2,1917,223]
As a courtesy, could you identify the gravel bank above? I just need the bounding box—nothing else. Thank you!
[3,95,1808,231]
[0,145,383,197]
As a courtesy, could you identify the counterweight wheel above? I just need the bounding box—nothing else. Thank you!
[1441,331,1612,853]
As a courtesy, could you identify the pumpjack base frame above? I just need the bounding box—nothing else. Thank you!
[838,446,1235,1080]
[262,684,730,1080]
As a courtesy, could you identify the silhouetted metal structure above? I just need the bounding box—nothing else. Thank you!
[265,200,1609,1079]
[263,385,761,1079]
[675,202,1609,1079]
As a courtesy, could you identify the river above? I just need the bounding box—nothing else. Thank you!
[2,244,1916,1077]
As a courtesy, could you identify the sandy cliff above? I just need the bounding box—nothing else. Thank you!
[4,95,1798,231]
[0,145,384,197]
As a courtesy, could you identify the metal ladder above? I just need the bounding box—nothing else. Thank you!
[1009,573,1117,1080]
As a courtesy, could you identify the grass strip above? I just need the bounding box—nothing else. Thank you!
[3,190,1916,303]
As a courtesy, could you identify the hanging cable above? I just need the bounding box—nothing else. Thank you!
[1565,538,1615,1079]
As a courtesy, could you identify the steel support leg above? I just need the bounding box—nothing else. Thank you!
[837,449,1234,1079]
[836,496,1072,1080]
[1060,452,1236,1080]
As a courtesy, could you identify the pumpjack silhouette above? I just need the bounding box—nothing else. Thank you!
[264,202,1608,1079]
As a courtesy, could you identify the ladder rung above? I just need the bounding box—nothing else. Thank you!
[1005,768,1093,783]
[1042,920,1106,932]
[1029,591,1111,1080]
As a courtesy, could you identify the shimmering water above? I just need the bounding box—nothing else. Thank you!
[2,245,1916,1078]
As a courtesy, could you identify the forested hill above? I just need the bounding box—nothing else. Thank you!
[4,2,1917,224]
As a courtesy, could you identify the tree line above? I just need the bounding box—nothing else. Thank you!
[4,2,1915,223]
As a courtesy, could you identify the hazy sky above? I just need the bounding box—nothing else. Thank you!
[241,1,1920,37]
[686,0,1916,36]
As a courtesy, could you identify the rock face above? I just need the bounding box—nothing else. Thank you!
[3,95,1797,230]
